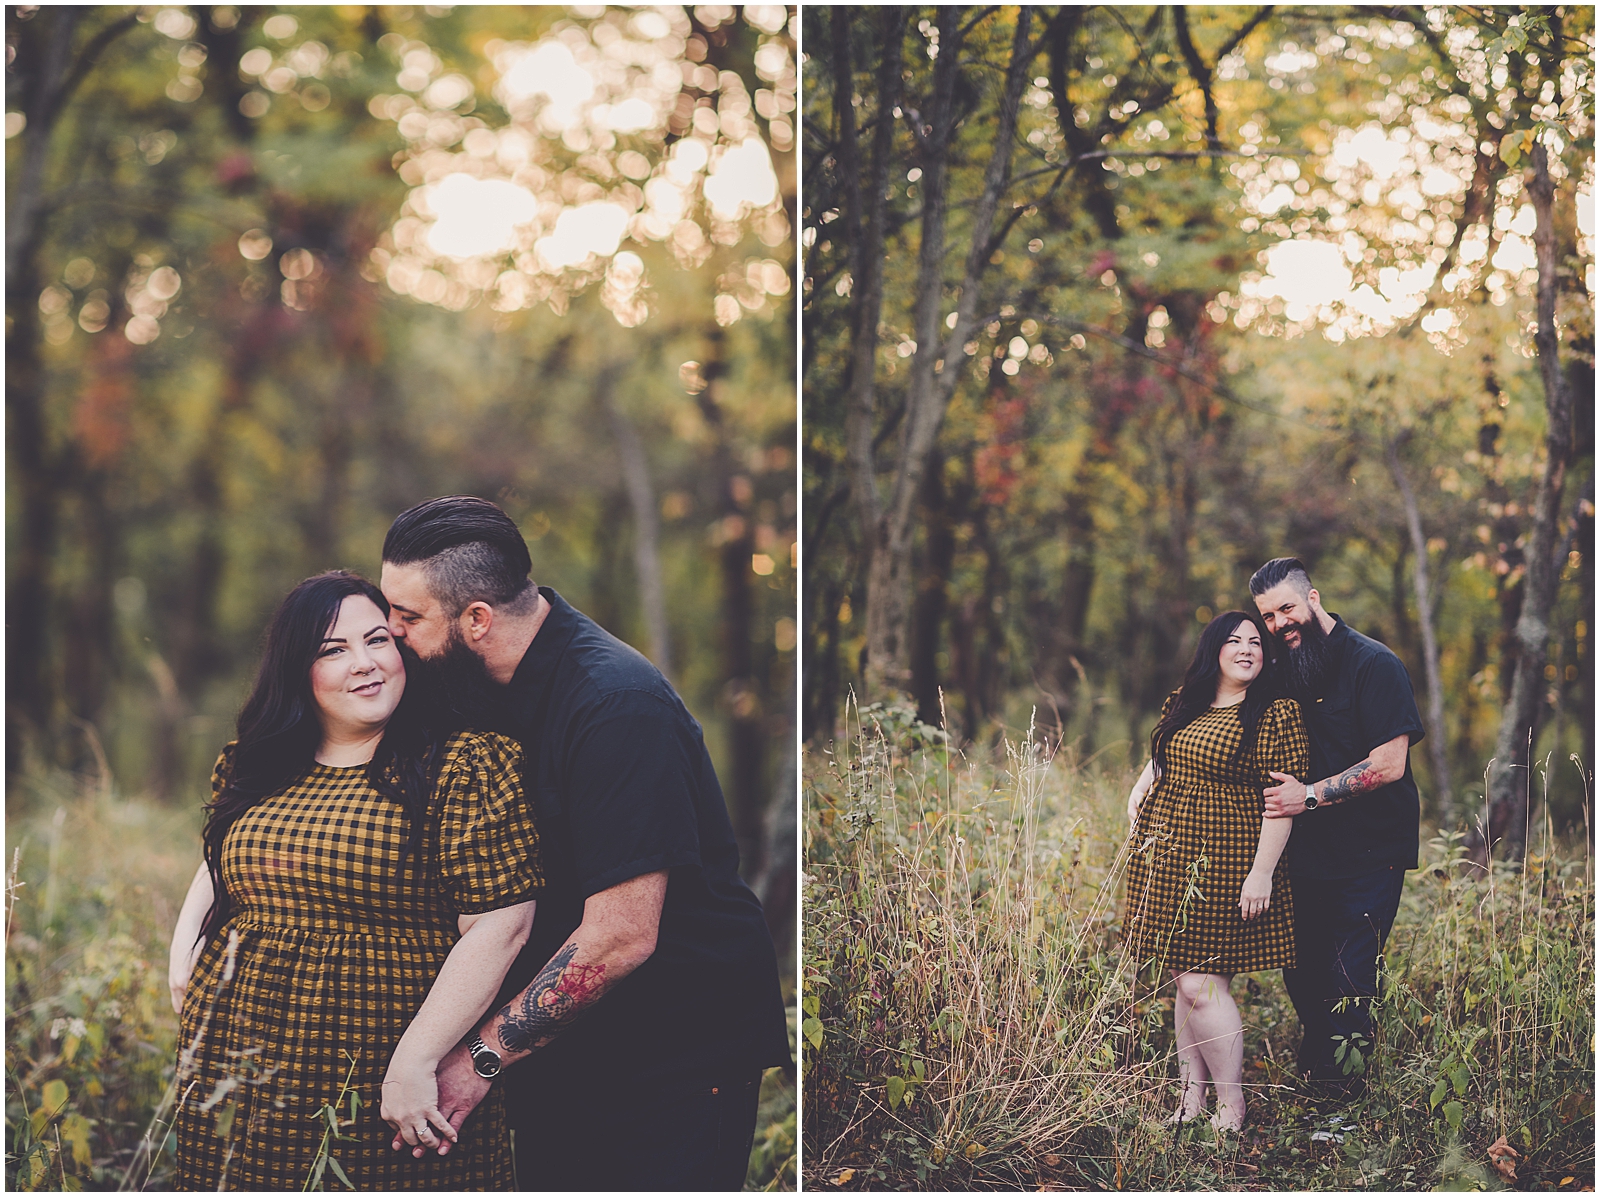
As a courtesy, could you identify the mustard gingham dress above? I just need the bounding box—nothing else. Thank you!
[1123,696,1308,974]
[174,731,541,1191]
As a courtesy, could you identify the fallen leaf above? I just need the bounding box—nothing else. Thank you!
[965,1142,984,1159]
[1042,1153,1061,1167]
[833,1168,855,1186]
[1486,1135,1520,1183]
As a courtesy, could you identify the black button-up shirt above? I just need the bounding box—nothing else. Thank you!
[1293,615,1425,880]
[490,588,790,1085]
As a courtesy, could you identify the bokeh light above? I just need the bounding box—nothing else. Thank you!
[368,8,795,326]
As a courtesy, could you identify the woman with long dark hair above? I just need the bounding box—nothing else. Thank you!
[166,571,540,1189]
[1123,610,1309,1131]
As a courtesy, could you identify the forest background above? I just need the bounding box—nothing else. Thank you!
[803,2,1593,852]
[802,4,1592,1190]
[5,4,796,1190]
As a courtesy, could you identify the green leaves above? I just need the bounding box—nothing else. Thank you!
[885,1075,906,1108]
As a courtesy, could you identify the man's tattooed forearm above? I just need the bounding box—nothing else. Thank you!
[1318,759,1385,806]
[494,942,608,1055]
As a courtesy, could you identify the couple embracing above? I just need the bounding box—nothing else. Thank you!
[167,496,790,1190]
[1124,557,1424,1131]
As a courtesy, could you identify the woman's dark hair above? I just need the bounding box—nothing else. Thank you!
[198,571,445,942]
[1149,610,1278,776]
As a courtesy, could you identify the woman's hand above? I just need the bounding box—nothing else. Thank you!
[380,1055,459,1156]
[1239,870,1273,921]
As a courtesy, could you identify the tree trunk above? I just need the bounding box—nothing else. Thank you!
[698,326,767,884]
[835,7,902,693]
[1385,432,1454,826]
[910,448,953,728]
[5,9,80,293]
[861,8,1034,695]
[1474,143,1574,863]
[600,367,673,678]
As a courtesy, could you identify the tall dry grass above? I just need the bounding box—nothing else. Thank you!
[802,699,1595,1190]
[7,762,795,1191]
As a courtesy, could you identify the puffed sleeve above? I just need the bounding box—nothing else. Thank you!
[435,732,544,915]
[1255,699,1310,795]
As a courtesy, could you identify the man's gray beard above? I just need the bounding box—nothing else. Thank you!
[404,631,503,729]
[1281,614,1332,698]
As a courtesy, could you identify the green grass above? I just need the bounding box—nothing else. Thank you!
[802,700,1595,1191]
[5,765,795,1191]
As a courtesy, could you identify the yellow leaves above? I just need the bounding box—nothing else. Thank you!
[59,1113,92,1169]
[833,1168,856,1185]
[30,1079,69,1137]
[964,1141,985,1159]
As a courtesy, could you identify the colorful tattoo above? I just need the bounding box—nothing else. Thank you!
[1319,758,1385,807]
[494,943,608,1055]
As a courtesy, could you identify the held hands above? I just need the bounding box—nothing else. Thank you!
[1238,870,1273,920]
[381,1054,459,1159]
[388,1042,490,1158]
[1263,772,1310,819]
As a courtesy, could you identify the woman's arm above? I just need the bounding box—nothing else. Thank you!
[167,863,212,1014]
[1126,760,1156,823]
[1239,808,1293,920]
[379,901,535,1152]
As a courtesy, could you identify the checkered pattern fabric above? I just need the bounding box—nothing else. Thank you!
[1123,696,1309,975]
[174,731,540,1191]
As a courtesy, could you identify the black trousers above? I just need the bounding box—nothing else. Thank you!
[1282,865,1406,1081]
[505,1069,761,1191]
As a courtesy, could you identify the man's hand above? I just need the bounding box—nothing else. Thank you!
[388,1043,486,1158]
[1263,772,1308,819]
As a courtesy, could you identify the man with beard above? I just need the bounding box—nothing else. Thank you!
[1250,557,1423,1096]
[378,495,790,1190]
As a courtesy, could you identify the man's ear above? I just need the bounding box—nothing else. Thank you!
[461,601,495,643]
[1306,588,1322,613]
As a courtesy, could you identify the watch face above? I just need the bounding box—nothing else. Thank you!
[473,1051,502,1079]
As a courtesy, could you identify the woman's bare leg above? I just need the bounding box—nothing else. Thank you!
[1173,970,1244,1130]
[1167,970,1208,1121]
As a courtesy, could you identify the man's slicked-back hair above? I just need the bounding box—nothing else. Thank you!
[383,495,535,616]
[1249,556,1313,598]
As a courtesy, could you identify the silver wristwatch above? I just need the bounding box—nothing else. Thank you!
[1302,781,1319,811]
[468,1032,502,1079]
